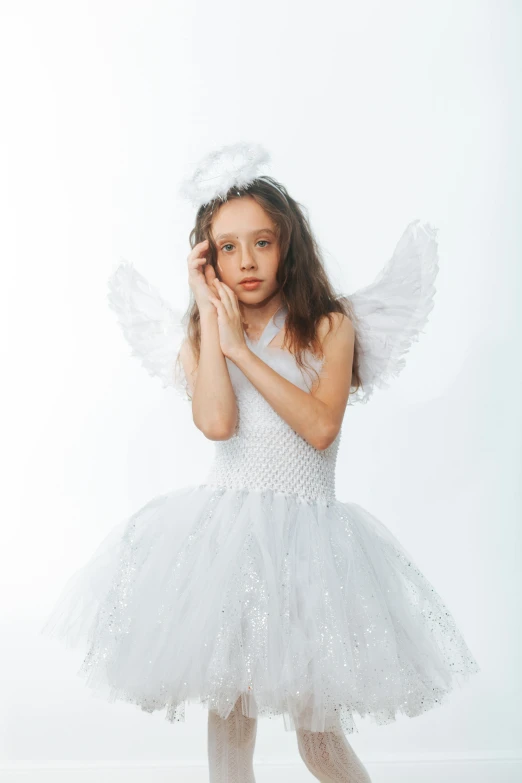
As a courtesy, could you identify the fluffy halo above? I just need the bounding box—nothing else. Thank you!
[179,141,272,210]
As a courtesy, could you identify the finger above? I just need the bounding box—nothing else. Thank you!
[209,295,226,320]
[217,281,240,318]
[189,258,207,274]
[191,239,209,256]
[187,239,209,266]
[215,279,234,307]
[220,280,238,303]
[204,263,217,282]
[188,257,208,278]
[207,276,220,297]
[214,280,233,320]
[189,247,209,266]
[207,290,223,305]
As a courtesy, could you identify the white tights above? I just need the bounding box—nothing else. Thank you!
[207,698,257,783]
[296,727,372,783]
[207,698,372,782]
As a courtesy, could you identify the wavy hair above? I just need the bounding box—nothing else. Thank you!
[178,175,361,397]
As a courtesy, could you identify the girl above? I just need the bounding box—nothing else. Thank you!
[41,142,480,782]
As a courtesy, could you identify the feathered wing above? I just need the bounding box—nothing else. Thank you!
[107,259,190,401]
[345,219,439,406]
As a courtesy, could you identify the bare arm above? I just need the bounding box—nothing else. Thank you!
[205,279,354,450]
[227,312,355,451]
[179,309,238,440]
[180,238,238,440]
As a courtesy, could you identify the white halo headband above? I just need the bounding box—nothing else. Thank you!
[179,141,288,211]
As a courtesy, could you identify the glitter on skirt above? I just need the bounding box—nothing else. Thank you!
[41,313,480,734]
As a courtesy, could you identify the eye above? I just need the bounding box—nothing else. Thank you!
[221,240,270,252]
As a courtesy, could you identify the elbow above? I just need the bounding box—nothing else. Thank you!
[312,423,340,452]
[192,398,238,441]
[195,417,237,442]
[205,426,236,442]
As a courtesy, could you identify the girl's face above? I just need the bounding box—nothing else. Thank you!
[210,196,281,306]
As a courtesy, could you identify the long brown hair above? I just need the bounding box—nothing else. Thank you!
[178,175,361,397]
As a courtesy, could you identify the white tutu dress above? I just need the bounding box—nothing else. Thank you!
[41,220,480,734]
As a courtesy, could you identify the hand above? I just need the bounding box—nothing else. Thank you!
[207,280,249,361]
[187,239,220,314]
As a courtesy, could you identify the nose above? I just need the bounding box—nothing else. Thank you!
[239,245,257,270]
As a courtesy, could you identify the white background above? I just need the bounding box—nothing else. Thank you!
[1,0,520,780]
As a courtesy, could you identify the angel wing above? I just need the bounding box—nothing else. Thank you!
[106,259,190,400]
[345,219,439,406]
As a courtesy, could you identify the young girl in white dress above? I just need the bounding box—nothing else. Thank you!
[41,142,480,783]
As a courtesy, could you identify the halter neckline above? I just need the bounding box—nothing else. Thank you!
[244,304,288,350]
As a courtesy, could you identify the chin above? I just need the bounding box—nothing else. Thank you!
[236,293,260,304]
[237,292,268,305]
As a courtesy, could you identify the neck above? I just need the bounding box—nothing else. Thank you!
[239,294,286,331]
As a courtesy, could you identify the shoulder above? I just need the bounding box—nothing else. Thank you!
[316,311,355,348]
[313,312,355,380]
[307,311,355,412]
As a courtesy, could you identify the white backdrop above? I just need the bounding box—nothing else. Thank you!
[1,1,520,781]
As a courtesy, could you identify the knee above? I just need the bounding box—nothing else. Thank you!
[296,727,372,783]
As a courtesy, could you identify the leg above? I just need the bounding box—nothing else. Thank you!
[296,726,372,783]
[207,696,258,783]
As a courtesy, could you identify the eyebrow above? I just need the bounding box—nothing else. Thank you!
[214,228,276,241]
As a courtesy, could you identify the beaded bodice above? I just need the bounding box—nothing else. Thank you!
[204,306,341,504]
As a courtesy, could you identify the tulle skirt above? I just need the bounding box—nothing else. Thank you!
[41,483,480,733]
